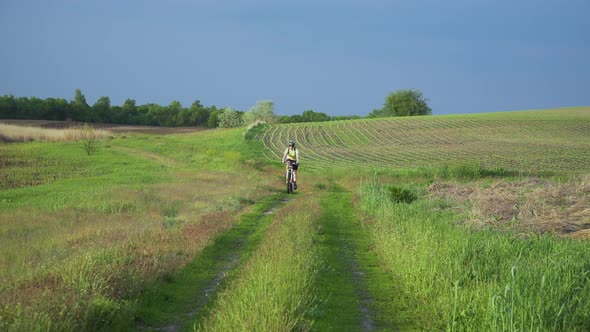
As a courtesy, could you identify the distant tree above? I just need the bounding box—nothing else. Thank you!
[14,97,32,119]
[0,95,17,119]
[174,106,191,126]
[70,89,91,121]
[243,100,276,125]
[301,109,330,122]
[370,89,431,117]
[122,99,138,124]
[93,96,111,123]
[207,109,220,128]
[164,101,183,126]
[147,104,166,126]
[189,100,209,126]
[0,92,224,127]
[277,115,291,124]
[111,105,126,124]
[301,110,314,122]
[137,104,152,125]
[44,98,68,120]
[28,97,46,119]
[218,107,244,128]
[289,114,303,123]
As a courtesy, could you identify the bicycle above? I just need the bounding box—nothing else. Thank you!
[285,160,296,193]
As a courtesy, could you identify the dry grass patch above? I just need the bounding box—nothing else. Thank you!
[1,119,205,134]
[429,175,590,236]
[0,123,109,143]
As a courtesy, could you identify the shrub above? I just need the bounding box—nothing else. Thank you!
[80,123,98,155]
[387,185,417,203]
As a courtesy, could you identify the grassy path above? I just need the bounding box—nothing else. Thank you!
[311,187,403,331]
[110,194,289,331]
[110,181,409,331]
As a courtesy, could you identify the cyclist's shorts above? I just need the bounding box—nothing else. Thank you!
[286,160,298,170]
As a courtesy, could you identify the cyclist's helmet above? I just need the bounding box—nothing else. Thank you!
[288,139,295,147]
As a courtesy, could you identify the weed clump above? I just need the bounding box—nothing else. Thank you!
[80,124,98,155]
[387,185,417,204]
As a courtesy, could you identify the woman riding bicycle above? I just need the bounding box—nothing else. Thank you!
[282,139,299,189]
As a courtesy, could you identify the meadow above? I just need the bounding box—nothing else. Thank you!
[0,124,279,330]
[1,107,589,331]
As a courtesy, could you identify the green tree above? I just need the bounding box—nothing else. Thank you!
[15,97,32,119]
[166,101,184,126]
[207,109,220,128]
[0,95,17,119]
[370,89,432,117]
[146,104,166,126]
[111,105,126,124]
[44,98,68,120]
[137,104,152,125]
[122,99,137,124]
[174,107,191,126]
[243,100,276,125]
[189,100,210,126]
[289,114,303,123]
[70,89,92,121]
[301,109,330,122]
[28,97,46,119]
[277,115,291,124]
[93,96,111,123]
[218,107,244,128]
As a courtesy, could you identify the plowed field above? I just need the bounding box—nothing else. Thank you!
[255,107,590,172]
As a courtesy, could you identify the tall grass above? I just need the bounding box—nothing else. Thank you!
[0,127,280,331]
[358,178,590,331]
[197,197,321,331]
[0,123,109,142]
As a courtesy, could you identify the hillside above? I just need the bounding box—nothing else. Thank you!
[255,107,590,172]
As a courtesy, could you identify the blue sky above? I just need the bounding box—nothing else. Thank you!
[1,0,588,116]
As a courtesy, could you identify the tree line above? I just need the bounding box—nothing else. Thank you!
[0,89,431,128]
[0,90,224,127]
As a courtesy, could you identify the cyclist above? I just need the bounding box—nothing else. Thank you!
[282,139,299,189]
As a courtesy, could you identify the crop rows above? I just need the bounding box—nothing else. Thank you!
[257,108,590,172]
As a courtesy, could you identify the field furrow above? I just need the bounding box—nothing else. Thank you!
[256,109,590,172]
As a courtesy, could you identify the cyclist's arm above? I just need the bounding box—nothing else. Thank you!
[296,149,300,164]
[281,148,288,163]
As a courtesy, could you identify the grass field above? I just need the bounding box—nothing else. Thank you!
[0,125,280,330]
[1,107,589,331]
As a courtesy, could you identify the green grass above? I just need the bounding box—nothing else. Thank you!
[358,177,590,331]
[310,190,363,331]
[310,188,419,331]
[0,127,281,331]
[109,194,288,331]
[1,112,589,331]
[196,195,321,331]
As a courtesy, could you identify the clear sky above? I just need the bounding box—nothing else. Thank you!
[1,0,588,116]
